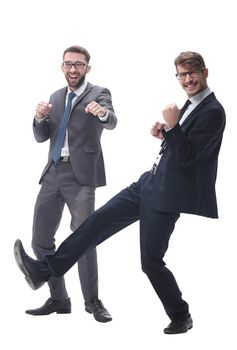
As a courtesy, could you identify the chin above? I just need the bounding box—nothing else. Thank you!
[186,88,199,97]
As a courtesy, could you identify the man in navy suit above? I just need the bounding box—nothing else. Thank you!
[14,51,226,334]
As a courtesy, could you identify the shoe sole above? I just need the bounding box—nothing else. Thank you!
[14,240,38,290]
[56,310,71,314]
[85,306,93,314]
[164,324,193,334]
[25,310,71,316]
[85,306,112,323]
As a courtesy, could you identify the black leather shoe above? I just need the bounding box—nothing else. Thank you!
[25,298,71,315]
[164,315,193,334]
[14,239,50,290]
[85,298,112,323]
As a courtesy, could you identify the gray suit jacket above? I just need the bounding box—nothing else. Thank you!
[33,82,117,187]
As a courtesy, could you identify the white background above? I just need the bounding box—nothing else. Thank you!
[1,0,236,349]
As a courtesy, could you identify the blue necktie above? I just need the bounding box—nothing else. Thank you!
[53,92,76,162]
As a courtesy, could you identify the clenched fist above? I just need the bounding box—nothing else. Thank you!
[36,102,52,119]
[162,103,180,129]
[85,101,107,118]
[151,122,166,140]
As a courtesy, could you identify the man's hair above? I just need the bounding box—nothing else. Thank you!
[174,51,206,70]
[63,45,91,63]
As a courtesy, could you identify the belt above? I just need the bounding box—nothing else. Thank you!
[59,156,70,162]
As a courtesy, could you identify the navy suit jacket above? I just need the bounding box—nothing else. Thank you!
[33,82,117,187]
[152,92,226,218]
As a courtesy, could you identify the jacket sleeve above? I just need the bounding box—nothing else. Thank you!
[33,116,50,143]
[96,87,117,130]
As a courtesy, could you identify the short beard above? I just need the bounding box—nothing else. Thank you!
[67,73,86,90]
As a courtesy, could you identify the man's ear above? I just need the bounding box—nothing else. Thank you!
[203,68,208,78]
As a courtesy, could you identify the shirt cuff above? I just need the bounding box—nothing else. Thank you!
[163,125,173,132]
[35,115,47,123]
[98,109,109,122]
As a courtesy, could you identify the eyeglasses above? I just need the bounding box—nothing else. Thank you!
[62,61,88,70]
[176,69,204,80]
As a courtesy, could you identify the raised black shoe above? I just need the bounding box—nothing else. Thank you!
[85,298,112,323]
[14,239,50,290]
[26,298,71,315]
[164,315,193,334]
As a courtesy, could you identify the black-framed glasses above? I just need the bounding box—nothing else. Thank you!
[62,61,88,70]
[176,69,203,80]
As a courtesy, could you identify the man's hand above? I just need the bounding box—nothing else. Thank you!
[150,122,166,140]
[162,103,180,129]
[36,102,52,119]
[85,101,107,118]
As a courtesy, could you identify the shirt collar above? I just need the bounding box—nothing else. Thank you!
[67,80,88,97]
[189,87,211,106]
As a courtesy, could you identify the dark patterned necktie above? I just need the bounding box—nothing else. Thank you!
[53,92,76,162]
[178,99,191,122]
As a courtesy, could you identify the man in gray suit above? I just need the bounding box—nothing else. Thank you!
[26,45,117,322]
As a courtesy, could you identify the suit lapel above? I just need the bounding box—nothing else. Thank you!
[72,83,93,110]
[181,92,215,128]
[58,83,94,115]
[159,93,215,152]
[58,88,68,114]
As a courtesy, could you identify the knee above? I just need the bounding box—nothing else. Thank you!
[31,234,55,259]
[31,236,38,253]
[31,236,42,257]
[141,257,165,275]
